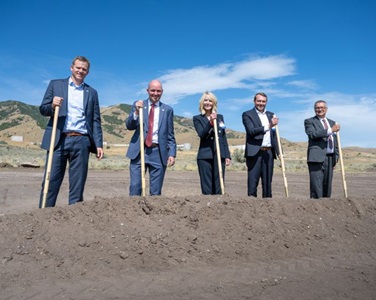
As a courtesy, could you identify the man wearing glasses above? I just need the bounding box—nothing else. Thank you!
[304,100,340,198]
[126,79,176,196]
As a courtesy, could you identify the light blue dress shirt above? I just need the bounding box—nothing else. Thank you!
[64,78,87,134]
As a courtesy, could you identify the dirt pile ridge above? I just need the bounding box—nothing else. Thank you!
[1,195,376,284]
[1,170,376,299]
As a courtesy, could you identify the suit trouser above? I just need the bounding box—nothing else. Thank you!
[308,154,334,199]
[39,135,90,208]
[246,149,274,198]
[129,147,166,196]
[197,158,225,195]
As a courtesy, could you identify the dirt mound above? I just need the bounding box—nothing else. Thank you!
[1,194,376,299]
[1,170,376,299]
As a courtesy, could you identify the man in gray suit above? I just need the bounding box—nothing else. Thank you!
[126,79,176,196]
[39,56,104,208]
[304,100,340,198]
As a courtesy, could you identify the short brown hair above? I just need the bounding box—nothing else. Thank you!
[72,56,91,69]
[254,92,268,101]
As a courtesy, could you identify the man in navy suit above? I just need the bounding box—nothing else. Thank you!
[126,79,176,196]
[242,92,279,198]
[305,100,340,198]
[39,56,104,208]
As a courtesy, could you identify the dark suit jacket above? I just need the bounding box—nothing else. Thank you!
[126,99,177,166]
[304,116,339,165]
[193,114,231,160]
[39,78,103,154]
[242,108,279,158]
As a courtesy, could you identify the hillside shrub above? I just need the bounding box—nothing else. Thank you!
[232,148,246,163]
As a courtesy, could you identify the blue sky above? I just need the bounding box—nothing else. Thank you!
[1,0,375,147]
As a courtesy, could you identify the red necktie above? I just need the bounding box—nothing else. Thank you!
[322,119,333,149]
[145,103,155,147]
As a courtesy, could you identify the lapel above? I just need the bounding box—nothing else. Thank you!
[328,118,335,127]
[83,83,89,111]
[266,111,273,122]
[216,114,223,132]
[143,100,148,126]
[158,101,165,125]
[314,116,328,142]
[59,78,69,116]
[251,108,263,127]
[314,116,325,129]
[200,113,208,125]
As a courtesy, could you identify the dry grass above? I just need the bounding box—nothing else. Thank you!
[1,142,375,173]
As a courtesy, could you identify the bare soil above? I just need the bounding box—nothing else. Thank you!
[0,169,375,299]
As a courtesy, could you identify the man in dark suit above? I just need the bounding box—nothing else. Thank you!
[242,92,279,198]
[39,56,104,208]
[126,79,176,196]
[304,100,340,198]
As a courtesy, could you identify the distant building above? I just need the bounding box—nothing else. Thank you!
[11,136,23,142]
[230,145,245,150]
[177,143,191,150]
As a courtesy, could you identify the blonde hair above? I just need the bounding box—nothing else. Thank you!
[198,91,218,114]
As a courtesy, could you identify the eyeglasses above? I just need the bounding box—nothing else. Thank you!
[149,89,162,93]
[315,106,327,110]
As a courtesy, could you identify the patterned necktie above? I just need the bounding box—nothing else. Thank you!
[322,119,333,149]
[145,103,155,147]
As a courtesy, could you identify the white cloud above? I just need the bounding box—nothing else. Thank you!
[287,80,318,90]
[2,53,375,148]
[157,55,296,105]
[230,55,296,80]
[279,93,376,147]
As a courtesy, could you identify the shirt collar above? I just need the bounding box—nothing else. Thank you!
[255,108,266,115]
[69,77,85,89]
[149,100,159,107]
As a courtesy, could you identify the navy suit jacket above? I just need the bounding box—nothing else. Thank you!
[304,116,339,165]
[193,114,231,160]
[126,99,176,166]
[39,78,103,154]
[242,108,279,159]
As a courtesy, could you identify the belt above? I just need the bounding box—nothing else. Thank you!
[64,132,87,137]
[260,147,272,151]
[146,143,159,148]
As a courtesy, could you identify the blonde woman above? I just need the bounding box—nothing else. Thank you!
[193,91,231,195]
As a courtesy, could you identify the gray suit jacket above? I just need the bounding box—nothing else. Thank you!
[39,78,103,154]
[126,99,176,166]
[304,116,339,165]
